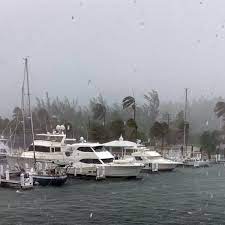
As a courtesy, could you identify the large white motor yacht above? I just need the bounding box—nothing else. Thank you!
[65,142,143,178]
[132,147,182,171]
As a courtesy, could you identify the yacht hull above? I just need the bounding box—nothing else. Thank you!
[104,165,143,178]
[66,164,143,178]
[184,161,209,167]
[142,163,177,171]
[33,175,67,186]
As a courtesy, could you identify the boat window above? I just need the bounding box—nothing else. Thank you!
[29,145,50,152]
[65,151,72,157]
[93,146,106,152]
[124,148,134,155]
[55,147,61,152]
[80,159,102,164]
[135,156,142,161]
[77,147,93,152]
[0,149,7,153]
[101,158,113,163]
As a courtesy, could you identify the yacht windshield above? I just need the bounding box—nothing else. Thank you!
[101,158,114,163]
[147,156,162,160]
[35,135,64,143]
[93,146,107,152]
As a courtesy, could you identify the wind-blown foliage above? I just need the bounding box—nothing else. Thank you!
[122,96,136,120]
[200,130,220,159]
[1,93,224,147]
[214,102,225,118]
[150,121,169,148]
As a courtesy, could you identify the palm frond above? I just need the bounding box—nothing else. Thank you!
[122,96,135,109]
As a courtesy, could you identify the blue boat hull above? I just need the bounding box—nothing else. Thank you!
[33,175,67,186]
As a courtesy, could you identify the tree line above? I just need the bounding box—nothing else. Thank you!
[0,92,224,154]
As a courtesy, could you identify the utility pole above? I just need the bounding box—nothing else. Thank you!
[184,88,188,157]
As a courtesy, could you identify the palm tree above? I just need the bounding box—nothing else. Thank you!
[122,96,136,120]
[214,101,225,118]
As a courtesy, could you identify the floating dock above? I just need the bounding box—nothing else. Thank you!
[0,166,33,189]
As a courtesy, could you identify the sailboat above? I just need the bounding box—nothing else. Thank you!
[21,58,68,186]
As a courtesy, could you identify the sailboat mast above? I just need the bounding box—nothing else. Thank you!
[21,69,26,150]
[24,58,36,165]
[184,88,188,156]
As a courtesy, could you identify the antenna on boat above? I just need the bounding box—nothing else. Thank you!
[24,57,36,168]
[184,88,188,157]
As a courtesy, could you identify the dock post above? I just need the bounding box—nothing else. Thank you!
[20,173,25,187]
[25,163,29,172]
[102,166,105,178]
[74,167,77,176]
[5,169,9,181]
[80,165,83,175]
[96,166,99,180]
[29,174,33,186]
[0,165,3,177]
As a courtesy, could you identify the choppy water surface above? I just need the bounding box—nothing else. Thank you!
[1,165,225,225]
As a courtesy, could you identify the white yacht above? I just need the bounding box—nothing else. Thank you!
[6,130,74,171]
[0,137,9,158]
[7,130,143,178]
[132,147,182,171]
[65,142,143,178]
[183,158,210,167]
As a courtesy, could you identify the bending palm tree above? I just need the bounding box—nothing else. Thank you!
[122,96,137,139]
[214,102,225,118]
[122,96,136,120]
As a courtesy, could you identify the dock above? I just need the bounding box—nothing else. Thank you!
[0,167,33,189]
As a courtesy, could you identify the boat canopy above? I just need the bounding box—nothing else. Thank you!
[103,135,137,148]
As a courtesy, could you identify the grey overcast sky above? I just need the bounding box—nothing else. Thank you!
[1,0,225,116]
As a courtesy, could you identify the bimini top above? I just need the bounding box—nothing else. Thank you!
[103,135,137,148]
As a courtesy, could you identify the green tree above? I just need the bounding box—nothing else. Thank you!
[144,90,159,125]
[109,119,125,139]
[37,108,50,132]
[200,130,220,159]
[150,121,169,148]
[88,122,109,143]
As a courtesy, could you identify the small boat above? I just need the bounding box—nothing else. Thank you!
[183,158,210,167]
[132,147,182,172]
[33,163,67,186]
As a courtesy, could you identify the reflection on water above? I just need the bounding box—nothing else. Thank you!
[1,165,225,224]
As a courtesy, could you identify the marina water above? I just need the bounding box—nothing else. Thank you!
[1,164,225,224]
